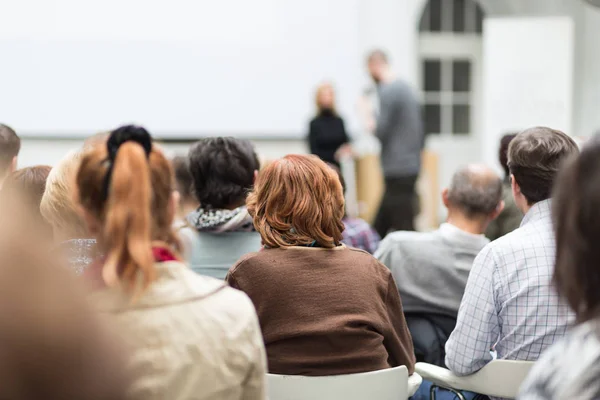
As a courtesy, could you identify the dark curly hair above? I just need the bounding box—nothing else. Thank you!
[188,137,259,209]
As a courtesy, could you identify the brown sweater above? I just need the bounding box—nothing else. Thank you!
[226,245,415,376]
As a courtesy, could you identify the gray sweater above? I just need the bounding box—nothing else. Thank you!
[375,223,489,318]
[375,80,424,178]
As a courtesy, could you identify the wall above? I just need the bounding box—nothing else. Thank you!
[18,138,308,169]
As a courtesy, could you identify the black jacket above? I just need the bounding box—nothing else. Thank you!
[308,110,349,166]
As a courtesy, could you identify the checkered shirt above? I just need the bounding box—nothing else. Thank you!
[445,200,574,379]
[341,217,381,254]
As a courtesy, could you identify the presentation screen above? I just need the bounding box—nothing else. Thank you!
[0,0,362,138]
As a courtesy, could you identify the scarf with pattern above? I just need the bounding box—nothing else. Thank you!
[186,206,255,233]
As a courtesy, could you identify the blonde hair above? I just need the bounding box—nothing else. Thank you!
[41,151,89,239]
[247,154,345,248]
[76,126,180,296]
[315,82,337,114]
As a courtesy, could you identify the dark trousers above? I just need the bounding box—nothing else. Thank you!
[374,175,418,237]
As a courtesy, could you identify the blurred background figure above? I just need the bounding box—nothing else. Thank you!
[171,155,199,223]
[308,82,350,167]
[0,180,130,400]
[1,165,52,234]
[0,124,21,190]
[485,132,522,240]
[330,163,380,254]
[171,155,201,260]
[186,137,262,279]
[77,126,266,399]
[41,150,97,275]
[366,50,424,236]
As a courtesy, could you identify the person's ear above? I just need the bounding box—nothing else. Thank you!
[491,200,505,220]
[253,169,259,184]
[511,174,521,197]
[441,188,450,208]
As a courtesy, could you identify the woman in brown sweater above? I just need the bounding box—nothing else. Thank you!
[226,154,415,376]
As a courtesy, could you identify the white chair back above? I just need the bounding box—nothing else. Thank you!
[267,366,411,400]
[416,360,534,399]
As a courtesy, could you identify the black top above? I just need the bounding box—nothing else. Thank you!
[308,110,349,166]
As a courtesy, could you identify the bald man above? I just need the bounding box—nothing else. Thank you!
[376,164,504,318]
[375,165,503,366]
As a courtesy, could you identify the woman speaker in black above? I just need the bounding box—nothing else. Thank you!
[307,82,350,167]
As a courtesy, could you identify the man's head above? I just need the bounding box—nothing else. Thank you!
[443,164,504,230]
[0,124,21,185]
[508,127,579,212]
[366,49,390,84]
[498,133,518,177]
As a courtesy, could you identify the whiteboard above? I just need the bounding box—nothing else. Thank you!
[481,17,574,170]
[0,0,362,138]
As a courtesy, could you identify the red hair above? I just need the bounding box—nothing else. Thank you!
[247,154,345,248]
[76,139,180,296]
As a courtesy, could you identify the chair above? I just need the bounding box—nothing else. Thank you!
[415,360,534,399]
[405,312,456,367]
[267,366,422,400]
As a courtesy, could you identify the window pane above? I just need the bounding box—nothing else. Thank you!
[419,1,430,31]
[429,0,442,32]
[423,60,441,92]
[424,104,441,135]
[452,60,471,92]
[475,3,484,33]
[453,105,470,134]
[453,0,466,33]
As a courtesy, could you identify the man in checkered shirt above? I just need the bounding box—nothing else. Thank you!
[440,127,579,398]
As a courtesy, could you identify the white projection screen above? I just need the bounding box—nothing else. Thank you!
[0,0,362,138]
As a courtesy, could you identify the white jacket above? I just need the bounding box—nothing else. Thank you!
[91,261,266,400]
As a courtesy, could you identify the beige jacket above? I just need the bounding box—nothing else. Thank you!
[91,261,266,400]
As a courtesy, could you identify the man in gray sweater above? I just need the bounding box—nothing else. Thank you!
[375,164,503,318]
[367,50,424,235]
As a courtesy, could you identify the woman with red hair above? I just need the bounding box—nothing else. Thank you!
[227,154,415,376]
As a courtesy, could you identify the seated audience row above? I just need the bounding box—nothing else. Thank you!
[4,121,599,400]
[412,127,578,400]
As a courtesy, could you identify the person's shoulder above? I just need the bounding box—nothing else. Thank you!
[345,246,392,276]
[227,250,263,276]
[380,230,439,250]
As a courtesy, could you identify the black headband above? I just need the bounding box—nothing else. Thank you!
[102,125,152,201]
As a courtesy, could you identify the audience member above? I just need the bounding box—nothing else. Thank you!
[367,50,424,235]
[186,137,262,279]
[308,82,350,167]
[429,127,577,400]
[0,205,130,400]
[0,124,21,189]
[227,154,415,376]
[1,165,52,233]
[485,133,522,240]
[376,165,503,366]
[41,151,97,275]
[172,155,199,221]
[330,164,380,253]
[519,136,600,400]
[77,126,266,400]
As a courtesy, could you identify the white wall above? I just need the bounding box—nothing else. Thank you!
[17,138,308,169]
